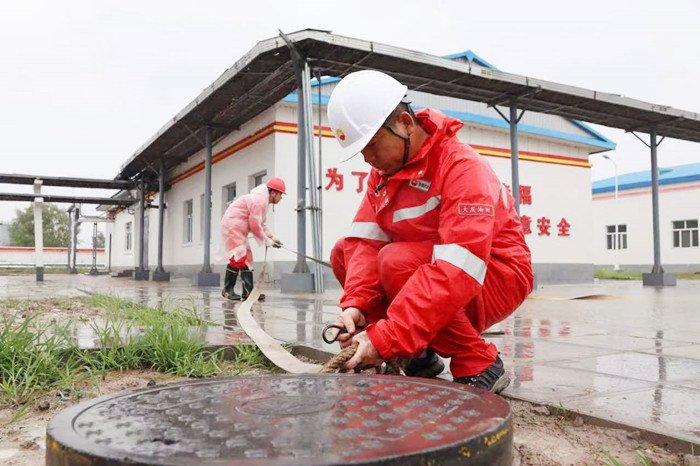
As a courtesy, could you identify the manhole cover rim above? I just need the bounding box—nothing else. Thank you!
[47,374,512,466]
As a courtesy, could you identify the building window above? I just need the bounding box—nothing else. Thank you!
[125,222,132,251]
[606,224,627,250]
[183,199,193,244]
[222,182,236,214]
[250,170,267,191]
[672,219,699,248]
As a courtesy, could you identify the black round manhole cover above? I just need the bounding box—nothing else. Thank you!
[46,374,512,465]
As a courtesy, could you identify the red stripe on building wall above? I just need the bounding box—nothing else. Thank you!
[0,246,104,253]
[166,121,591,188]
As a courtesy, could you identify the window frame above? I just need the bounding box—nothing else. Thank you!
[605,224,627,251]
[124,221,133,252]
[222,182,237,216]
[183,199,194,245]
[249,170,267,192]
[672,219,699,248]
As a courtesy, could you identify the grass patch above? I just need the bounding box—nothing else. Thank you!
[0,295,271,407]
[595,269,642,280]
[595,268,700,280]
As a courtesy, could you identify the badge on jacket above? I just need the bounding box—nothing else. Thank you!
[458,203,494,217]
[409,179,431,192]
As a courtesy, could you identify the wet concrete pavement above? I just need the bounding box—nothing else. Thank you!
[1,273,698,446]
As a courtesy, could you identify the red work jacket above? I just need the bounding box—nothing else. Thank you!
[340,109,533,360]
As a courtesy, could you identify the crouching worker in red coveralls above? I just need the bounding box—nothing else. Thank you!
[220,178,286,301]
[326,70,533,393]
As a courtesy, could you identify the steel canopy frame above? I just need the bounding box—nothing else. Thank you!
[115,29,700,184]
[0,193,135,206]
[112,30,700,288]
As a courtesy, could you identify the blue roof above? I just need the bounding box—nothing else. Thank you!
[284,49,616,152]
[441,50,615,152]
[592,162,700,194]
[442,50,497,69]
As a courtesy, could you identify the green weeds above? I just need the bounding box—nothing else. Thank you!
[0,295,268,407]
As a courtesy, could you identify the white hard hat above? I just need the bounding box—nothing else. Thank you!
[327,70,408,157]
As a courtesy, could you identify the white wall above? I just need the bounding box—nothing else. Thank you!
[109,109,277,273]
[272,101,594,266]
[592,183,700,268]
[0,246,104,266]
[107,96,600,278]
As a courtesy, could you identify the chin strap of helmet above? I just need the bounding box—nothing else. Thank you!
[381,97,415,168]
[381,124,411,167]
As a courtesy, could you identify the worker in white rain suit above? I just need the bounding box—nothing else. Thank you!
[220,177,285,301]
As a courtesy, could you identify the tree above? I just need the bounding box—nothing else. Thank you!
[8,203,76,247]
[94,231,105,248]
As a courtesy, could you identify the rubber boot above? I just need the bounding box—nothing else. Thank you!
[221,266,241,301]
[240,269,265,301]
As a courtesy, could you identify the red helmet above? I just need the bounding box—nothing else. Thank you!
[266,177,286,194]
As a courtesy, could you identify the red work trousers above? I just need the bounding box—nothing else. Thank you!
[228,255,248,269]
[331,239,505,377]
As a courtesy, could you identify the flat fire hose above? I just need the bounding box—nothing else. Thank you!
[235,250,323,374]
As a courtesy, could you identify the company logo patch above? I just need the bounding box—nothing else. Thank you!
[409,179,431,192]
[335,128,346,142]
[458,203,494,217]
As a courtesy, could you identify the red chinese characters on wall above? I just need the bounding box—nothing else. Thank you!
[351,171,369,193]
[519,185,532,205]
[324,167,370,193]
[320,168,572,238]
[557,218,571,237]
[324,168,344,191]
[520,215,532,235]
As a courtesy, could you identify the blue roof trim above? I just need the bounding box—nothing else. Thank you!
[443,50,615,151]
[435,108,615,150]
[592,162,700,194]
[442,50,498,70]
[310,76,341,87]
[282,92,614,150]
[301,51,616,150]
[282,93,329,105]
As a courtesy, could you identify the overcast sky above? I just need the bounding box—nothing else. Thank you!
[1,0,698,232]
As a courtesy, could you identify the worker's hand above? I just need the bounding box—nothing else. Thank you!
[264,237,275,247]
[333,307,366,348]
[272,239,282,248]
[345,331,382,371]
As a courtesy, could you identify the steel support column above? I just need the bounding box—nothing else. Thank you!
[294,61,309,275]
[32,180,44,281]
[70,207,79,274]
[302,61,323,293]
[134,184,150,280]
[66,205,74,272]
[152,159,170,281]
[279,32,314,292]
[641,128,676,286]
[89,222,99,275]
[195,126,221,287]
[509,98,521,213]
[492,97,525,214]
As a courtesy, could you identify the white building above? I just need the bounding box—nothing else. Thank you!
[104,50,616,285]
[592,162,700,272]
